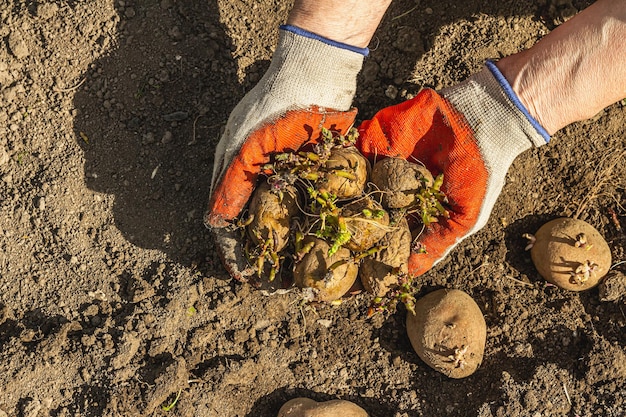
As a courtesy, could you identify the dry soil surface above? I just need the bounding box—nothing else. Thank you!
[1,0,625,416]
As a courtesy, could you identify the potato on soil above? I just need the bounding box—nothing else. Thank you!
[293,237,359,302]
[371,157,434,209]
[406,289,486,379]
[528,217,611,291]
[319,146,370,199]
[278,398,368,417]
[247,180,298,252]
[340,196,390,252]
[360,215,411,297]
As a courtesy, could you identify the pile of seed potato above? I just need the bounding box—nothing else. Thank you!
[242,128,448,304]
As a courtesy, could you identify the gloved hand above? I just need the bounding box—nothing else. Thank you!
[356,61,550,276]
[205,25,367,281]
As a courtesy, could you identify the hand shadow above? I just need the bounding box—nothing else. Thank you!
[73,0,252,274]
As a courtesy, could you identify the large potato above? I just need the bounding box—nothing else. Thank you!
[278,398,368,417]
[360,216,411,297]
[247,180,298,253]
[319,146,370,198]
[529,217,611,291]
[407,289,486,379]
[370,157,434,209]
[294,237,359,302]
[340,197,390,252]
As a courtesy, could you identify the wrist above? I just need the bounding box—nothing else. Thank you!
[495,0,626,135]
[280,25,369,56]
[286,0,392,48]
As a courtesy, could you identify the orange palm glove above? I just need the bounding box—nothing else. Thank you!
[205,26,367,281]
[357,62,550,276]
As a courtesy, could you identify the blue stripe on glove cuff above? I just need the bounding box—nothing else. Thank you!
[486,60,551,143]
[280,24,370,56]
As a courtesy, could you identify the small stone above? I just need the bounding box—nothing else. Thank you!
[37,3,59,19]
[3,86,18,102]
[163,111,188,121]
[142,132,155,145]
[0,148,9,166]
[424,7,433,14]
[8,33,29,59]
[161,130,173,144]
[168,26,183,41]
[599,270,626,302]
[385,85,398,100]
[20,329,36,343]
[124,7,136,18]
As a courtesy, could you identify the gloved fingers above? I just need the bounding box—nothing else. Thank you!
[206,107,357,228]
[213,227,256,282]
[356,88,491,276]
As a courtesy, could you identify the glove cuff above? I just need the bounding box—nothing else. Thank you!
[264,28,365,112]
[280,25,369,56]
[437,63,551,243]
[442,62,550,150]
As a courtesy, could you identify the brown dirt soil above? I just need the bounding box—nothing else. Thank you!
[0,0,624,416]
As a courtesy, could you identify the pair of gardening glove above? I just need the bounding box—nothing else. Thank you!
[205,25,550,282]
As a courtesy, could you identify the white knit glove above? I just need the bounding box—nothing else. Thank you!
[356,61,550,275]
[205,26,367,281]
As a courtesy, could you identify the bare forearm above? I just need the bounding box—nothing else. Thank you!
[496,0,626,135]
[287,0,393,48]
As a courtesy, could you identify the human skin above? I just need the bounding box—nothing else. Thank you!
[495,0,626,134]
[287,0,393,48]
[288,0,626,135]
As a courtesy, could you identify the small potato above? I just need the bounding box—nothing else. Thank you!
[247,180,298,252]
[371,157,434,209]
[407,289,486,379]
[278,398,368,417]
[529,217,612,291]
[360,216,411,297]
[340,197,390,252]
[319,146,370,198]
[294,237,359,302]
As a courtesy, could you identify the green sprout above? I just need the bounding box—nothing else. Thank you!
[410,173,450,226]
[306,187,352,257]
[162,389,182,412]
[261,126,360,196]
[367,271,417,317]
[244,230,282,282]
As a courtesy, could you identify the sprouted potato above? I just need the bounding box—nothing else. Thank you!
[340,196,390,252]
[370,157,448,226]
[319,146,370,198]
[360,215,411,297]
[406,289,486,379]
[293,237,359,302]
[524,217,612,291]
[371,157,433,208]
[241,128,450,308]
[246,180,298,281]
